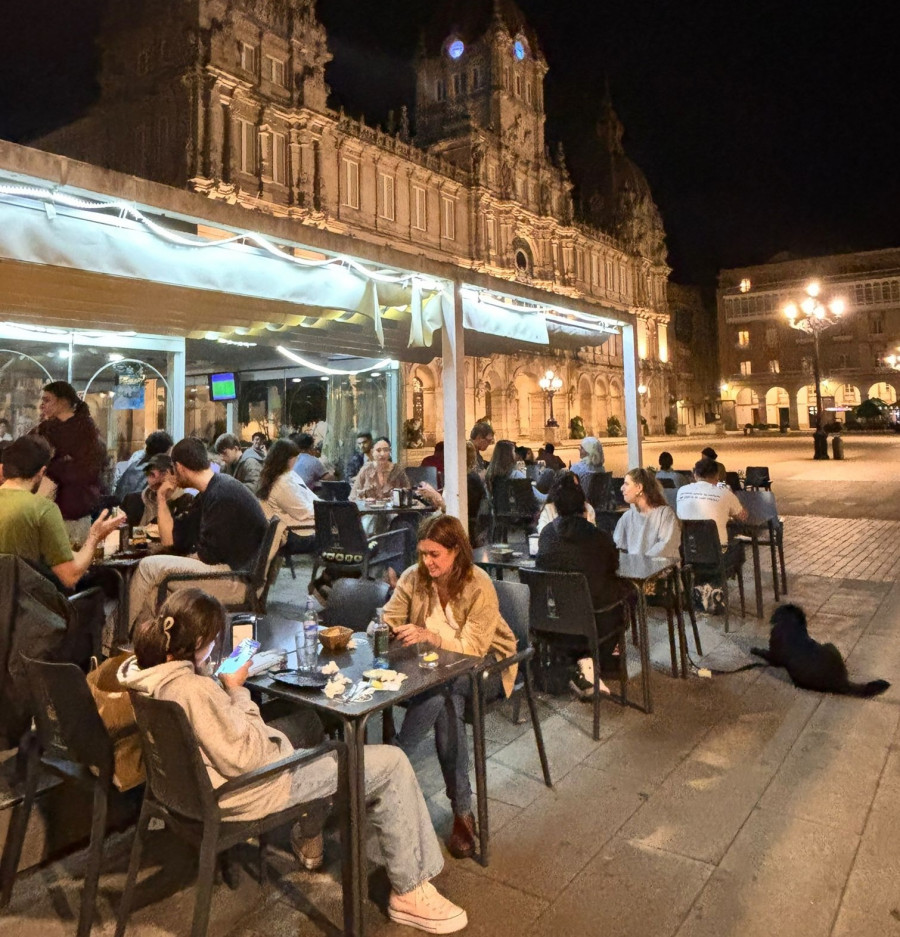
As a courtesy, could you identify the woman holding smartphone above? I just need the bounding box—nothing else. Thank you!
[118,589,467,933]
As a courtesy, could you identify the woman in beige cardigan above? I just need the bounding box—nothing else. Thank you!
[384,514,516,860]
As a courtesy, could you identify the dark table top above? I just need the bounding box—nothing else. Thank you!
[354,499,433,516]
[473,546,678,583]
[246,615,479,718]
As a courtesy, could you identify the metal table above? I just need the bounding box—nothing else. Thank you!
[473,547,682,713]
[246,615,478,937]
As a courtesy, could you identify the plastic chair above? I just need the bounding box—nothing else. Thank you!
[744,467,772,491]
[518,569,629,741]
[466,580,551,865]
[489,477,538,542]
[735,490,788,597]
[584,471,614,513]
[609,477,626,508]
[680,520,745,632]
[595,510,622,538]
[156,516,283,616]
[115,694,346,937]
[663,488,679,510]
[724,472,742,493]
[658,477,676,489]
[0,658,122,937]
[310,501,406,585]
[318,480,351,502]
[404,465,437,489]
[320,578,390,632]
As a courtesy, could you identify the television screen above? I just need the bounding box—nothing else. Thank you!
[208,372,238,402]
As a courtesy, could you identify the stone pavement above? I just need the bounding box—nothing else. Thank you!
[4,525,900,937]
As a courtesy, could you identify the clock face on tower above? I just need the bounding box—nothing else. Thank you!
[513,39,525,60]
[448,39,465,60]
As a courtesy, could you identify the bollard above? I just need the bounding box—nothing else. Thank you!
[832,434,844,460]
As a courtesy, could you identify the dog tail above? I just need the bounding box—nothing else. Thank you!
[844,679,891,698]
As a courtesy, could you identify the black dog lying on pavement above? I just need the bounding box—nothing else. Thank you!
[752,603,890,698]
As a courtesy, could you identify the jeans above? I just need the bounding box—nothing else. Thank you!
[285,744,444,895]
[395,675,473,816]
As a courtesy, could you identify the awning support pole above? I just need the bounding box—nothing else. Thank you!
[622,321,643,470]
[442,282,467,520]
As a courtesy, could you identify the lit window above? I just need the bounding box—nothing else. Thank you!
[265,55,286,86]
[379,173,395,221]
[240,42,258,74]
[740,360,752,376]
[441,196,455,240]
[448,39,465,60]
[413,186,427,230]
[768,359,780,373]
[737,330,750,347]
[342,158,359,209]
[238,119,257,174]
[272,132,287,184]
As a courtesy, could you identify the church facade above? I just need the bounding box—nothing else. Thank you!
[35,0,678,445]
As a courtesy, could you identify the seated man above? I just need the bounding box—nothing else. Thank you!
[469,421,494,474]
[700,446,727,484]
[113,430,174,500]
[0,436,123,590]
[214,432,264,494]
[290,432,333,491]
[121,454,194,529]
[537,442,565,472]
[128,437,268,628]
[676,456,748,557]
[345,431,372,481]
[655,450,687,489]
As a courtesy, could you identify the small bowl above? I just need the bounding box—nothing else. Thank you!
[318,626,353,654]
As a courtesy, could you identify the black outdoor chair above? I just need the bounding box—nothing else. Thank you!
[663,488,679,511]
[0,658,131,937]
[724,471,743,493]
[744,466,772,491]
[594,510,622,539]
[318,480,351,502]
[156,516,283,617]
[320,577,390,632]
[115,694,347,937]
[658,477,676,489]
[680,520,746,632]
[518,569,629,741]
[584,471,614,513]
[735,490,788,597]
[404,465,438,489]
[465,579,551,865]
[310,501,406,585]
[609,477,626,508]
[489,477,538,542]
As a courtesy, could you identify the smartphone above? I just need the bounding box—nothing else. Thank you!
[215,638,260,676]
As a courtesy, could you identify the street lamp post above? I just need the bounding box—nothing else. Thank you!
[538,369,563,427]
[783,280,846,460]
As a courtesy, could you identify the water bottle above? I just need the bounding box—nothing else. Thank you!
[372,606,390,668]
[302,597,319,670]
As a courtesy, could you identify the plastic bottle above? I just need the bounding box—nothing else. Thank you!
[372,606,390,668]
[302,597,319,670]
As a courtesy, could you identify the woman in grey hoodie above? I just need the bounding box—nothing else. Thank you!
[118,589,467,934]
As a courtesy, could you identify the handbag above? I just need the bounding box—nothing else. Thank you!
[86,653,144,791]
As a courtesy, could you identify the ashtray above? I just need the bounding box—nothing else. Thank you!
[269,670,328,690]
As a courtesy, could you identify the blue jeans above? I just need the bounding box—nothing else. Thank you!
[395,675,473,816]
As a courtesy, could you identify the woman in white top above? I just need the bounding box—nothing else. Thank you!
[536,469,596,532]
[613,468,681,559]
[257,438,318,551]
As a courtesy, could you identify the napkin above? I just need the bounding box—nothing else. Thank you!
[247,649,288,676]
[320,661,341,675]
[369,673,408,693]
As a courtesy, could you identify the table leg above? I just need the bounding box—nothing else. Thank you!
[342,715,370,937]
[633,584,653,714]
[751,534,763,619]
[671,570,689,678]
[469,672,489,867]
[767,523,780,601]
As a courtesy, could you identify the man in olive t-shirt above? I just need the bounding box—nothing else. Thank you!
[0,436,123,589]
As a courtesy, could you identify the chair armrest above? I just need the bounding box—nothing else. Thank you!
[69,585,106,605]
[216,739,346,797]
[476,646,534,677]
[593,597,629,616]
[156,570,251,606]
[369,529,407,555]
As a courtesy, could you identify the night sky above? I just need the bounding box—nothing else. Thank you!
[1,0,897,286]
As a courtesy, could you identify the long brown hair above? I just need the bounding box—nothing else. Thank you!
[626,467,667,509]
[485,439,517,491]
[415,514,474,601]
[257,438,300,501]
[133,589,226,670]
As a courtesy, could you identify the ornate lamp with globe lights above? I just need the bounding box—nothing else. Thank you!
[538,369,563,427]
[783,280,846,459]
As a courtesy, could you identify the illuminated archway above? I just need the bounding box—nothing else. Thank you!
[765,386,790,426]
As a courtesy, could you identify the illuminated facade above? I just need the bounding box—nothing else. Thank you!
[717,248,900,429]
[34,0,674,442]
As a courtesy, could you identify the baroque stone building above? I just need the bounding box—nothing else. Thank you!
[717,248,900,429]
[35,0,676,443]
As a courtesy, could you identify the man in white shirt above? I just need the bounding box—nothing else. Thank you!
[676,457,748,547]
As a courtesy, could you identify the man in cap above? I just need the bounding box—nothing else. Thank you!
[120,453,193,530]
[700,446,727,483]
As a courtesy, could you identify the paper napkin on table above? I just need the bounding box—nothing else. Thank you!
[369,673,408,692]
[320,661,341,675]
[323,674,352,698]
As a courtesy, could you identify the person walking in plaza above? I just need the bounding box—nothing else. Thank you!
[384,514,517,861]
[128,437,268,629]
[119,589,468,933]
[214,433,265,494]
[614,468,681,558]
[30,381,107,545]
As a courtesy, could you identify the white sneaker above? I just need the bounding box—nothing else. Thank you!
[570,658,610,699]
[388,881,468,933]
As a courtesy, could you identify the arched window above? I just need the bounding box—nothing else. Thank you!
[412,377,424,422]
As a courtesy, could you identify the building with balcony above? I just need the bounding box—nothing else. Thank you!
[717,248,900,429]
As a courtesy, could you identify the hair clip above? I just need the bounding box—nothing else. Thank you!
[161,615,175,651]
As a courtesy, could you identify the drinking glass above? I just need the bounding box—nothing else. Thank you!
[417,640,438,669]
